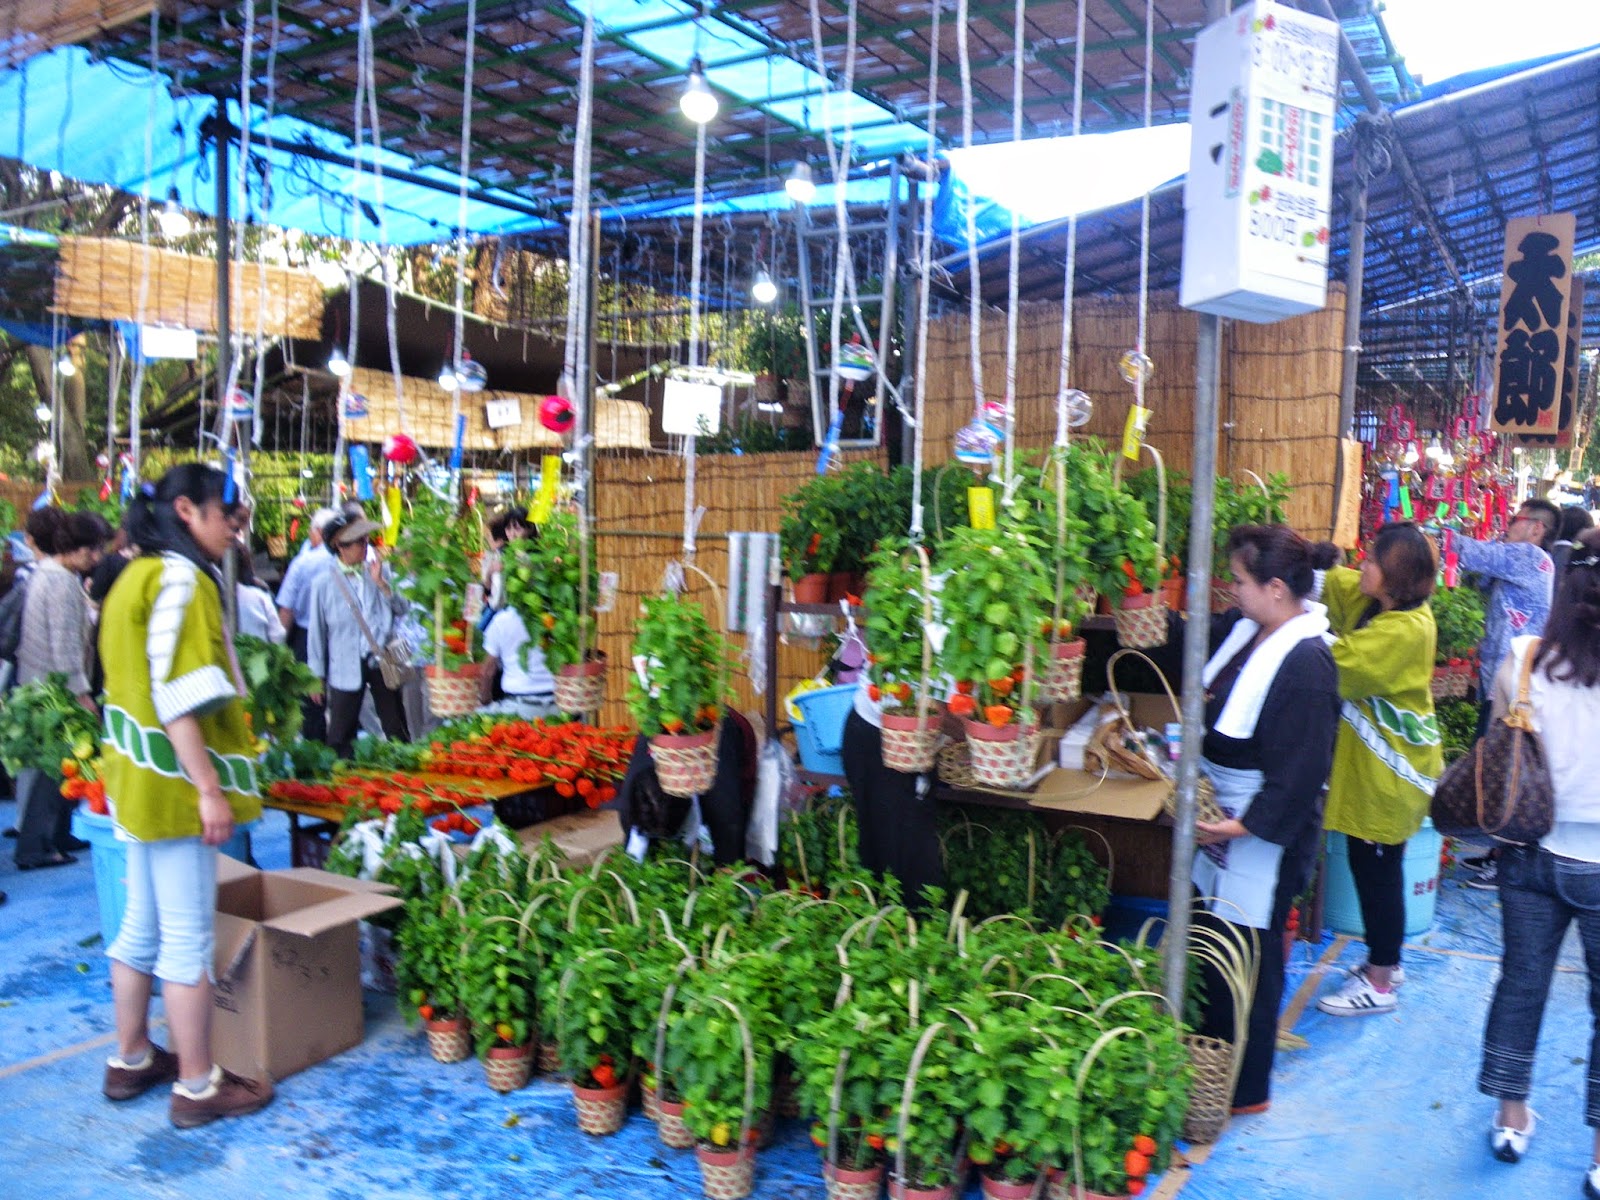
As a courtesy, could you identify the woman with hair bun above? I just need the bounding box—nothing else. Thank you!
[1477,528,1600,1191]
[96,464,273,1128]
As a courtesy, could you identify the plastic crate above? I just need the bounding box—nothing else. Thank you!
[791,684,856,775]
[73,808,254,948]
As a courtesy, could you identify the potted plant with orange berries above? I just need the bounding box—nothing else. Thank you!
[397,875,472,1063]
[627,583,733,799]
[1060,441,1164,648]
[863,537,943,773]
[556,942,637,1135]
[503,509,607,715]
[937,518,1054,789]
[462,881,536,1092]
[390,483,484,717]
[1012,451,1094,704]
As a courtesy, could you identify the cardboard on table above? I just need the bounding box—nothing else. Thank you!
[515,807,624,867]
[211,857,402,1082]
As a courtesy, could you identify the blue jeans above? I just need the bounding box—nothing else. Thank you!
[1478,844,1600,1125]
[106,837,219,986]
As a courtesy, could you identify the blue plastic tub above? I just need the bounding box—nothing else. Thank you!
[1323,817,1443,939]
[791,684,856,775]
[73,808,254,947]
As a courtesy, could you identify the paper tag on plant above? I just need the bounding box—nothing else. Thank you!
[632,654,652,689]
[925,621,948,655]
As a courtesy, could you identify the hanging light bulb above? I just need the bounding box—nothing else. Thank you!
[437,364,459,391]
[34,403,51,422]
[785,161,817,204]
[55,352,76,377]
[455,353,489,393]
[679,57,718,125]
[1425,436,1444,460]
[157,187,192,238]
[751,267,777,305]
[1402,445,1420,466]
[327,347,352,378]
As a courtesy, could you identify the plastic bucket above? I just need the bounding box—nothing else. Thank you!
[73,808,254,948]
[1323,818,1443,939]
[791,684,856,774]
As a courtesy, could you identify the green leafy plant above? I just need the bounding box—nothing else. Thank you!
[502,509,596,672]
[936,518,1054,724]
[666,949,783,1150]
[234,634,318,743]
[1438,698,1478,764]
[556,945,637,1089]
[1011,450,1094,633]
[397,879,467,1024]
[1210,474,1292,575]
[780,791,861,894]
[779,470,847,581]
[463,886,538,1057]
[863,537,938,708]
[389,485,481,668]
[739,304,810,381]
[626,589,731,738]
[1063,441,1162,599]
[0,674,99,776]
[1432,584,1486,665]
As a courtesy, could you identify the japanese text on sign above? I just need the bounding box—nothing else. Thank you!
[1493,213,1575,437]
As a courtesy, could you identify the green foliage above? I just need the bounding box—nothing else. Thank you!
[390,485,480,666]
[666,949,783,1147]
[0,674,98,775]
[736,305,810,380]
[779,791,861,893]
[234,634,318,743]
[556,946,637,1088]
[626,589,731,737]
[1211,474,1292,576]
[1060,442,1163,598]
[936,518,1054,714]
[396,880,466,1023]
[0,495,17,535]
[863,537,938,703]
[939,809,1110,925]
[502,509,594,672]
[1438,698,1478,765]
[1432,584,1487,663]
[463,886,538,1058]
[1011,450,1094,630]
[697,414,815,457]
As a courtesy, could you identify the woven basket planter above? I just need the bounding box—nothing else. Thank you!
[265,535,288,559]
[1044,1171,1126,1200]
[425,663,483,719]
[572,1081,629,1135]
[657,1096,696,1149]
[889,1180,957,1200]
[825,1161,886,1200]
[538,1038,564,1076]
[881,711,940,774]
[696,1146,756,1200]
[424,1016,471,1064]
[1112,593,1168,649]
[484,1043,533,1093]
[555,653,607,715]
[1430,665,1471,700]
[641,1079,662,1123]
[651,727,720,798]
[963,719,1040,789]
[1038,638,1087,703]
[1181,1032,1235,1143]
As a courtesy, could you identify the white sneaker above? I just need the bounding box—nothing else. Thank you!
[1317,972,1399,1017]
[1348,960,1407,988]
[1583,1161,1600,1199]
[1489,1109,1536,1163]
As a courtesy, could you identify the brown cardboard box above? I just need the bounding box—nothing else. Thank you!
[211,857,403,1082]
[515,808,624,867]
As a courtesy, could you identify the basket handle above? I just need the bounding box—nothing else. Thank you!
[1106,646,1183,725]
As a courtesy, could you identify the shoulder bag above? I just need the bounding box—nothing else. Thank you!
[1429,638,1555,845]
[331,568,418,691]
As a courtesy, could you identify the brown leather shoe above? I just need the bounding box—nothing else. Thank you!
[103,1044,180,1101]
[169,1065,274,1128]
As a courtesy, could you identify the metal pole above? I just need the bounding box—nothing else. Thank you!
[1338,180,1370,440]
[898,177,921,468]
[1163,0,1231,1018]
[213,100,239,629]
[580,210,600,530]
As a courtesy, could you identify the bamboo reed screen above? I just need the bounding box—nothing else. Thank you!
[52,237,326,339]
[0,0,151,67]
[341,367,650,453]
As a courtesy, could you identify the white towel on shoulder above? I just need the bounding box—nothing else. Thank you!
[1200,602,1330,741]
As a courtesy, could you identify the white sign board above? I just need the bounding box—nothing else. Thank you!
[661,377,723,436]
[1180,0,1340,322]
[484,397,522,429]
[139,325,198,360]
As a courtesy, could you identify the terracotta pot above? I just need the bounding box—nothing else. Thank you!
[657,1095,696,1149]
[980,1174,1042,1200]
[1161,575,1185,612]
[554,652,607,714]
[888,1180,957,1200]
[650,727,720,798]
[484,1042,533,1093]
[696,1145,757,1200]
[827,572,855,602]
[424,1015,471,1063]
[571,1081,629,1135]
[793,573,830,604]
[880,710,940,774]
[825,1160,886,1200]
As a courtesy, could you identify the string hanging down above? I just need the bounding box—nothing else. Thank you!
[447,0,480,485]
[907,0,943,541]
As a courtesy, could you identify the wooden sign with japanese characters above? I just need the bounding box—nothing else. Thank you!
[1493,212,1576,437]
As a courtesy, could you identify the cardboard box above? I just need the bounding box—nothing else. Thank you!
[212,857,402,1082]
[515,807,624,867]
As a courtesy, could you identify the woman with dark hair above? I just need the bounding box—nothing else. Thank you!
[1477,528,1600,1188]
[1190,524,1340,1114]
[1317,521,1443,1017]
[97,464,272,1126]
[13,505,111,869]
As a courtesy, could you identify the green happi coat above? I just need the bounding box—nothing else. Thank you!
[1322,566,1442,845]
[98,553,262,842]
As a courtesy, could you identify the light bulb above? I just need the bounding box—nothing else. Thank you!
[679,58,718,125]
[327,347,352,378]
[437,365,459,391]
[56,353,75,377]
[1402,446,1419,466]
[1425,438,1443,460]
[34,403,51,422]
[157,189,192,238]
[785,162,817,204]
[751,268,777,305]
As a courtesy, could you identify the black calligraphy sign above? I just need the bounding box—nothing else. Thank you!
[1495,215,1575,436]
